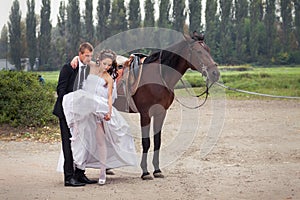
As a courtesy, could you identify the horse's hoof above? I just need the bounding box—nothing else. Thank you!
[141,172,153,180]
[153,172,164,178]
[106,169,115,175]
[153,170,164,178]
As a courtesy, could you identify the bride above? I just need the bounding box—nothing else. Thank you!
[62,49,137,185]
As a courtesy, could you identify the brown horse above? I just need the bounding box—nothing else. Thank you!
[114,34,220,180]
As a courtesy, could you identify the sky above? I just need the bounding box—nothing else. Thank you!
[1,0,101,29]
[0,0,205,31]
[0,0,151,30]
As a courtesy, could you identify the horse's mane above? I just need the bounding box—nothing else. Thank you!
[143,39,188,68]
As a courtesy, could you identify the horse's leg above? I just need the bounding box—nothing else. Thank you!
[152,110,166,178]
[140,113,152,180]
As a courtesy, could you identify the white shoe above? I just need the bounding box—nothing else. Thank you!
[98,178,106,185]
[98,171,106,185]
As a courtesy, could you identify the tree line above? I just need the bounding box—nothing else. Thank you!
[0,0,299,71]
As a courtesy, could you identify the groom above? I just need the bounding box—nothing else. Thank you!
[53,42,97,186]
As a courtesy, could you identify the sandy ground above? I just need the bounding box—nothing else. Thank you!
[0,99,299,200]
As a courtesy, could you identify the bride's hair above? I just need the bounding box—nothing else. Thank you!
[107,60,118,80]
[98,49,116,61]
[98,49,118,80]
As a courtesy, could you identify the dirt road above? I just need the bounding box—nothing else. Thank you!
[0,100,299,199]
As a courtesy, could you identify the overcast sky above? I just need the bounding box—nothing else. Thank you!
[1,0,104,29]
[1,0,205,31]
[1,0,151,30]
[2,0,55,29]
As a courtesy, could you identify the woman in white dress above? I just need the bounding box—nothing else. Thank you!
[62,49,137,185]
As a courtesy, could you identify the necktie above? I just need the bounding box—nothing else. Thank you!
[78,65,86,89]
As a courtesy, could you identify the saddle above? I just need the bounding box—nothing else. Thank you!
[116,53,147,112]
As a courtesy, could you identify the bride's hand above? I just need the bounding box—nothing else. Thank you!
[70,56,79,69]
[104,112,111,121]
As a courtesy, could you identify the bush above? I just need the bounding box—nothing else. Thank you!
[276,52,291,65]
[0,71,57,127]
[290,51,300,64]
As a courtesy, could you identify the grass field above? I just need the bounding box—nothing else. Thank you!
[38,71,59,82]
[40,65,300,99]
[180,66,300,98]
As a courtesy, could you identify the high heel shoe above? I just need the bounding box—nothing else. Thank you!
[98,171,106,185]
[98,178,106,185]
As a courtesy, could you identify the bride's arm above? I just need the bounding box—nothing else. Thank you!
[104,73,113,121]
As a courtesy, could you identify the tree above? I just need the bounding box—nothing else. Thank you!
[8,0,22,70]
[249,0,261,62]
[66,0,81,60]
[264,0,276,58]
[110,0,127,36]
[96,0,110,42]
[26,0,37,70]
[20,20,27,59]
[53,1,68,66]
[280,0,293,52]
[0,25,8,60]
[84,0,94,43]
[39,0,52,66]
[172,0,186,32]
[189,0,202,33]
[128,0,141,29]
[57,1,67,37]
[234,0,249,63]
[295,0,300,50]
[205,0,219,61]
[158,0,171,28]
[219,0,234,63]
[144,0,155,27]
[118,0,128,31]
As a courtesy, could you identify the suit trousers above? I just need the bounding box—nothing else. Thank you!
[59,117,74,180]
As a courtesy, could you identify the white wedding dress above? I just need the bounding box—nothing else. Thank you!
[57,74,137,171]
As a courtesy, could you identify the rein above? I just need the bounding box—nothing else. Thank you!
[216,82,300,99]
[175,84,210,109]
[177,78,215,109]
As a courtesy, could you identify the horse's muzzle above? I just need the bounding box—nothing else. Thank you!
[212,70,220,82]
[207,64,220,83]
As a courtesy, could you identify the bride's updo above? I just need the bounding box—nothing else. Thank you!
[97,49,118,80]
[98,49,116,61]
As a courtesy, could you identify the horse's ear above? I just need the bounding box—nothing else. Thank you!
[183,33,193,43]
[183,23,190,35]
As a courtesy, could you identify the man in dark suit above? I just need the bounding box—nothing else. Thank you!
[53,42,97,187]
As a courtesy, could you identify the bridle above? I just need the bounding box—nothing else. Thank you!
[158,39,215,109]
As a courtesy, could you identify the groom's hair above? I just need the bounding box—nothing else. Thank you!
[79,42,94,53]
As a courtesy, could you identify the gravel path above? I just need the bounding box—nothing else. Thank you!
[0,100,299,199]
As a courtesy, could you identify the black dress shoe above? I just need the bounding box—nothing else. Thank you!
[65,177,86,187]
[77,174,97,184]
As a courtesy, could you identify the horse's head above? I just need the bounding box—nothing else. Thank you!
[184,33,220,84]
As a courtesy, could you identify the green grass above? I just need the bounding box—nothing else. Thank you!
[218,66,300,98]
[180,65,300,99]
[40,65,300,99]
[36,71,59,82]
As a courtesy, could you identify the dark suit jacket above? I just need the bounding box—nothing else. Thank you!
[53,63,90,119]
